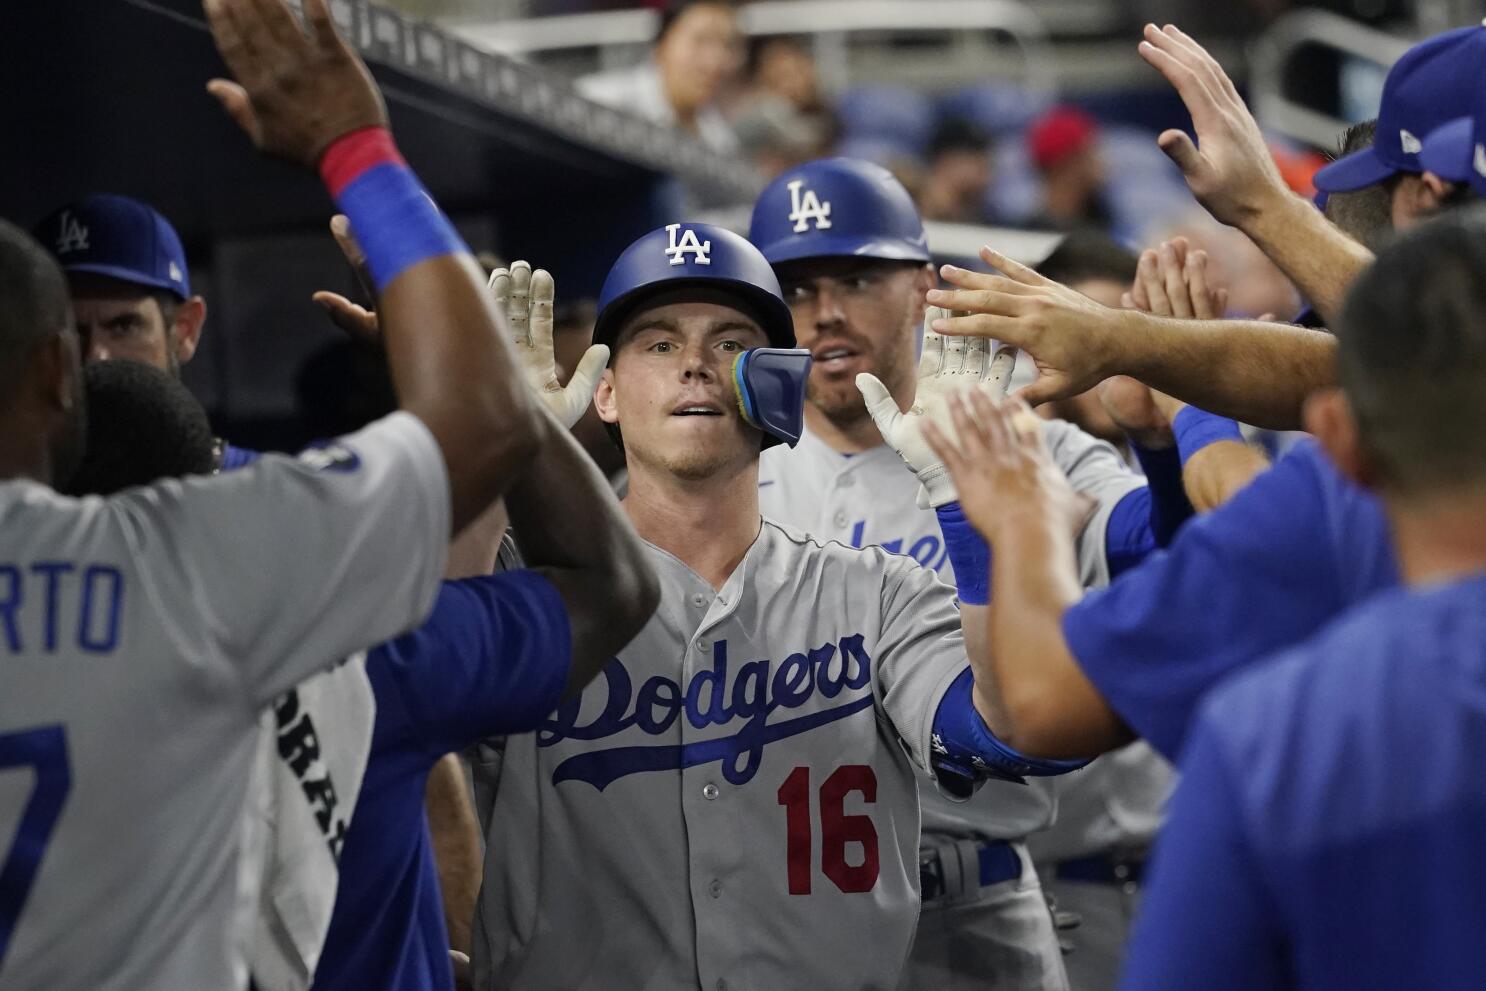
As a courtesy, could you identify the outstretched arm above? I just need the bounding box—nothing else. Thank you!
[205,0,542,534]
[929,248,1336,430]
[1137,23,1373,326]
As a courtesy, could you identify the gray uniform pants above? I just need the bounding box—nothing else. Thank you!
[900,842,1070,991]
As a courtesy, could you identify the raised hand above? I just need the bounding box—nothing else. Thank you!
[921,390,1086,546]
[927,247,1128,407]
[312,214,381,342]
[856,313,1017,507]
[1137,23,1290,227]
[204,0,388,167]
[1123,237,1228,320]
[488,262,608,430]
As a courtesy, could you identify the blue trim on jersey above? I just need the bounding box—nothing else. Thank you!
[930,669,1090,787]
[219,442,261,471]
[315,571,572,991]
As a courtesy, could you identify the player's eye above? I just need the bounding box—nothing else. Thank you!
[783,285,813,305]
[717,339,744,353]
[845,274,878,292]
[647,339,675,353]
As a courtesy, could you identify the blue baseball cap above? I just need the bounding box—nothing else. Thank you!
[1313,26,1486,194]
[33,194,191,299]
[749,157,931,267]
[1419,58,1486,199]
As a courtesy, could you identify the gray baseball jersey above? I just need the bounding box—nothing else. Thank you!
[0,412,448,991]
[473,521,974,991]
[758,418,1145,841]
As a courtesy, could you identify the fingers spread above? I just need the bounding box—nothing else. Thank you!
[529,267,556,353]
[1137,250,1172,317]
[932,312,1021,343]
[1159,242,1192,319]
[941,333,968,378]
[301,0,344,51]
[244,0,309,55]
[978,247,1047,286]
[205,79,258,139]
[1156,129,1203,177]
[926,287,1030,318]
[964,335,989,380]
[1185,249,1213,319]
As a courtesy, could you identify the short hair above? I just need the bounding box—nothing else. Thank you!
[928,118,992,163]
[656,0,735,42]
[1325,119,1392,249]
[1034,231,1138,287]
[61,359,215,496]
[0,219,71,401]
[1337,206,1486,495]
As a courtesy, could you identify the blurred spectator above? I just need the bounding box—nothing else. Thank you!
[1026,106,1113,232]
[577,0,742,153]
[732,36,835,177]
[1032,232,1140,446]
[917,117,995,224]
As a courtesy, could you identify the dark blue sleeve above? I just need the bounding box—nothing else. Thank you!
[1130,442,1193,547]
[930,669,1090,794]
[1064,441,1392,760]
[1103,488,1160,581]
[1118,722,1287,991]
[369,570,572,756]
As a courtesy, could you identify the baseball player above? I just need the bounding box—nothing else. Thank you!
[1117,211,1486,990]
[471,222,1083,991]
[745,157,1224,990]
[33,192,258,470]
[0,0,550,985]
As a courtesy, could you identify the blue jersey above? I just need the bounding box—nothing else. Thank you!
[1065,440,1397,759]
[1120,572,1486,991]
[313,571,571,991]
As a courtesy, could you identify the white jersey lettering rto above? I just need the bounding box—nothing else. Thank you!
[0,412,448,991]
[473,522,971,991]
[758,417,1145,840]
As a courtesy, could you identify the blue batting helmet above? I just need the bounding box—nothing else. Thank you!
[748,157,932,267]
[593,222,796,351]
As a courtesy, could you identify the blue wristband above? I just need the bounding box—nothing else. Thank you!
[936,503,990,606]
[1172,406,1243,467]
[320,128,467,293]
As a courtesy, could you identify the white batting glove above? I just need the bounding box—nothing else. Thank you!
[856,306,1018,508]
[489,261,609,430]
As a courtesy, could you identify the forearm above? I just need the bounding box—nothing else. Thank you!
[1112,311,1337,430]
[500,410,659,694]
[989,519,1131,758]
[1239,190,1374,327]
[425,754,481,956]
[1183,442,1271,512]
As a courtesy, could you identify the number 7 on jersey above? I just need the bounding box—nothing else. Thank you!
[0,725,71,968]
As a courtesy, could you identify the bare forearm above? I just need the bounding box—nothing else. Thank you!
[1114,311,1337,430]
[987,521,1131,759]
[1183,441,1271,512]
[500,410,658,694]
[381,254,543,533]
[425,754,481,955]
[1239,190,1374,327]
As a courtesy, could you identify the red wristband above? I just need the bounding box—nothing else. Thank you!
[318,126,406,199]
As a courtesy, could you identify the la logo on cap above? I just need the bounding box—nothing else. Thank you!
[664,223,711,267]
[55,210,89,254]
[787,179,832,233]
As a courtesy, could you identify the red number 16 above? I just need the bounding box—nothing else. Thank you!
[776,765,880,895]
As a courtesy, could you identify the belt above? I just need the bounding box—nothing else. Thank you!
[920,840,1022,902]
[1053,852,1145,888]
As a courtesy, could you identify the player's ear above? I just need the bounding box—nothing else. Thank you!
[1304,387,1374,488]
[593,368,620,426]
[913,262,936,312]
[172,296,207,366]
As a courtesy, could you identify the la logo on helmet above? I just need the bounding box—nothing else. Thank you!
[787,179,832,233]
[665,223,712,266]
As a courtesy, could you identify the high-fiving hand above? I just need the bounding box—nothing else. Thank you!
[856,309,1018,507]
[488,263,608,430]
[203,0,388,168]
[1137,23,1290,227]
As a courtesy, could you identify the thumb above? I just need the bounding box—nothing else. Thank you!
[1156,129,1202,178]
[567,345,609,398]
[1012,374,1064,408]
[207,79,258,142]
[856,373,902,440]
